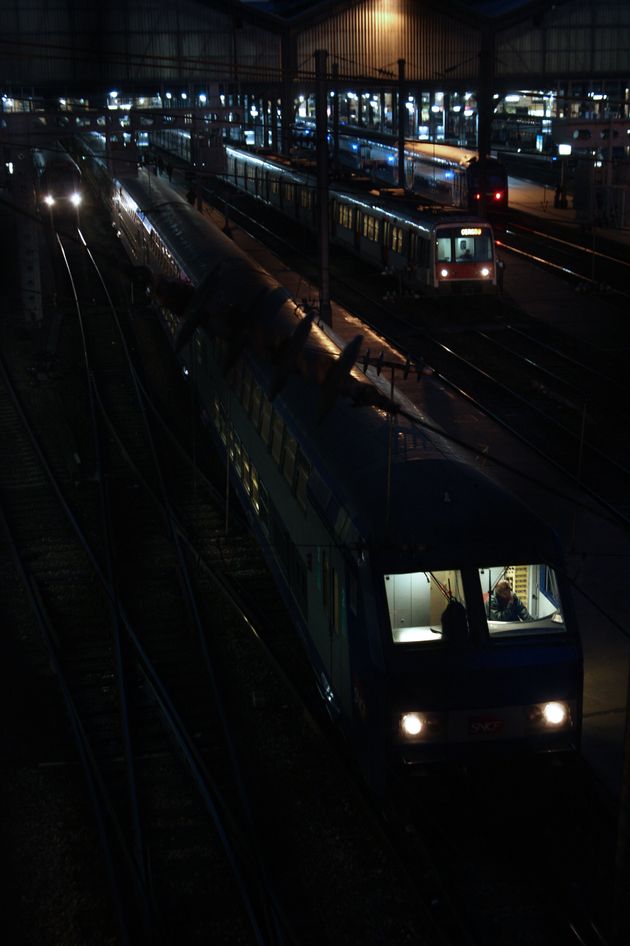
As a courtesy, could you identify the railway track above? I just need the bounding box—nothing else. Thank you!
[497,216,630,299]
[4,224,303,945]
[3,201,461,946]
[381,754,615,946]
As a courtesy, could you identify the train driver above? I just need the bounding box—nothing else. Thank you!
[487,579,531,622]
[458,241,472,261]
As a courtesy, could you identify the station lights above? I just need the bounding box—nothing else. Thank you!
[199,93,207,105]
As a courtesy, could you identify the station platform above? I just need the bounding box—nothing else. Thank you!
[495,177,630,355]
[506,174,630,247]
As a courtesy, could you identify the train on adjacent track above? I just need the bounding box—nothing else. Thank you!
[34,144,83,214]
[75,132,582,788]
[151,128,500,297]
[292,122,510,211]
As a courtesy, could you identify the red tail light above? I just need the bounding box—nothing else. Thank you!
[494,191,503,201]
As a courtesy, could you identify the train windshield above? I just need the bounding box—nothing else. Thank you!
[384,570,466,643]
[480,564,566,637]
[436,226,493,263]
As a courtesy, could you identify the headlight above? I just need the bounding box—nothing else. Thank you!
[527,701,571,727]
[480,267,490,277]
[44,195,55,206]
[440,268,449,278]
[401,713,424,737]
[399,711,443,740]
[543,702,569,726]
[70,192,82,206]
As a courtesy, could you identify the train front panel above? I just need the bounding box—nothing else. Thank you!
[430,221,496,292]
[356,558,582,771]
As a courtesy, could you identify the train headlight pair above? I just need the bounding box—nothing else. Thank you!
[527,701,571,728]
[399,711,443,740]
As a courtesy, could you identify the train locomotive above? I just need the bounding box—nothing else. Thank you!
[79,136,582,786]
[34,144,83,215]
[150,129,499,296]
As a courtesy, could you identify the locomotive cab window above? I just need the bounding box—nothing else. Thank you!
[480,564,566,637]
[385,570,466,644]
[436,237,452,262]
[437,227,493,263]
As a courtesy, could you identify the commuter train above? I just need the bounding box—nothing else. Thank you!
[77,134,582,786]
[366,139,508,211]
[34,144,83,214]
[151,129,499,297]
[292,122,509,211]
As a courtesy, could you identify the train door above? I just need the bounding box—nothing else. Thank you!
[406,156,415,191]
[354,210,362,251]
[453,171,466,208]
[316,545,350,718]
[381,220,389,268]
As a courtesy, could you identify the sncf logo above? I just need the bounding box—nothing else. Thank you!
[469,717,503,736]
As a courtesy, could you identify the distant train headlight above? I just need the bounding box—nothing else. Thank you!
[44,195,55,206]
[480,267,490,277]
[527,701,570,727]
[70,192,82,206]
[439,268,449,278]
[401,713,424,737]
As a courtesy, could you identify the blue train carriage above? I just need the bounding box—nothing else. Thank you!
[223,146,498,296]
[34,144,83,215]
[335,133,509,211]
[401,141,509,211]
[105,169,582,786]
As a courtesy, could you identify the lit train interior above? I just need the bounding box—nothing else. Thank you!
[385,564,566,644]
